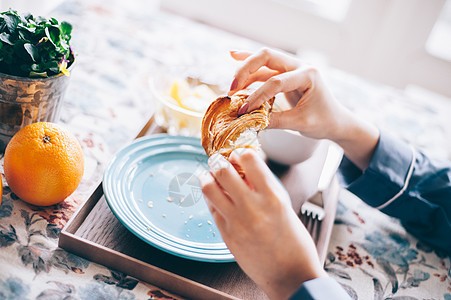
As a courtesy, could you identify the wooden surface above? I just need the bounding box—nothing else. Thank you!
[59,118,340,300]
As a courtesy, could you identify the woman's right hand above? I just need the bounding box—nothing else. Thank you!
[229,48,380,170]
[200,149,327,300]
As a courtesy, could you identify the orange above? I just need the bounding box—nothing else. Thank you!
[4,122,84,206]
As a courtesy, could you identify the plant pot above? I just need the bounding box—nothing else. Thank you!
[0,67,72,152]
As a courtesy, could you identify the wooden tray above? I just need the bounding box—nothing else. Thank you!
[58,116,340,300]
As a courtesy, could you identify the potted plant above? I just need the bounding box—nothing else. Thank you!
[0,9,74,151]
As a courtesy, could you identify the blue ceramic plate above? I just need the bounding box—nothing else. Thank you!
[103,134,234,263]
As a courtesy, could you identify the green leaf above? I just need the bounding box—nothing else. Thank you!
[36,16,46,24]
[49,17,58,25]
[18,23,36,33]
[2,13,20,35]
[19,63,31,75]
[45,26,60,48]
[0,9,73,77]
[24,43,39,62]
[60,21,72,36]
[60,39,69,51]
[37,60,59,73]
[18,30,26,41]
[24,13,34,22]
[13,39,29,61]
[0,32,13,45]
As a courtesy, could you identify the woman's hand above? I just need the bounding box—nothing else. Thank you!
[200,149,327,300]
[229,47,380,170]
[229,48,345,140]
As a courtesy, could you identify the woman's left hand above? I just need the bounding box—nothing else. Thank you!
[200,149,327,300]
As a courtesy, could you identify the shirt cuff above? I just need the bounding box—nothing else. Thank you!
[289,277,351,300]
[339,131,415,208]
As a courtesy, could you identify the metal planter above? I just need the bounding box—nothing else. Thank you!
[0,70,71,152]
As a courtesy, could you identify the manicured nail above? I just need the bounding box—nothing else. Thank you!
[229,50,239,55]
[238,102,249,115]
[229,78,238,91]
[208,153,231,172]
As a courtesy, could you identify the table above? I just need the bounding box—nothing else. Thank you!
[0,0,450,299]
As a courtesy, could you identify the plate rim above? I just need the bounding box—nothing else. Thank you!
[103,134,235,263]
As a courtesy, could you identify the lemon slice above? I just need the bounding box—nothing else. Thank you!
[169,81,190,110]
[168,80,218,113]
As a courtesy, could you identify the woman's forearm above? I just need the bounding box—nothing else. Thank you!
[332,107,380,171]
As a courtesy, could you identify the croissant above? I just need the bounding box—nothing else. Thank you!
[201,90,274,160]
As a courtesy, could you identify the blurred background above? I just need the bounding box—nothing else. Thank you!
[161,0,451,100]
[2,0,450,100]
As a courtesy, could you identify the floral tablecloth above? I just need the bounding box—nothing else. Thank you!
[0,1,450,299]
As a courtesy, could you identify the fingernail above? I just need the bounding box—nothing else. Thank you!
[238,102,249,115]
[208,153,231,172]
[229,78,238,91]
[229,50,238,55]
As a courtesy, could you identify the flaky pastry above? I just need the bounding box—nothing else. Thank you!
[201,90,274,159]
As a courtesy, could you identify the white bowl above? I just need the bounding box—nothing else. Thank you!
[258,129,320,165]
[149,74,222,137]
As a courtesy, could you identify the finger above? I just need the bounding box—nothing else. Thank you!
[244,66,280,81]
[230,50,252,61]
[242,68,280,89]
[244,68,313,113]
[204,197,227,231]
[229,68,280,97]
[229,48,299,95]
[267,109,300,130]
[199,170,234,216]
[208,153,249,201]
[228,148,277,193]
